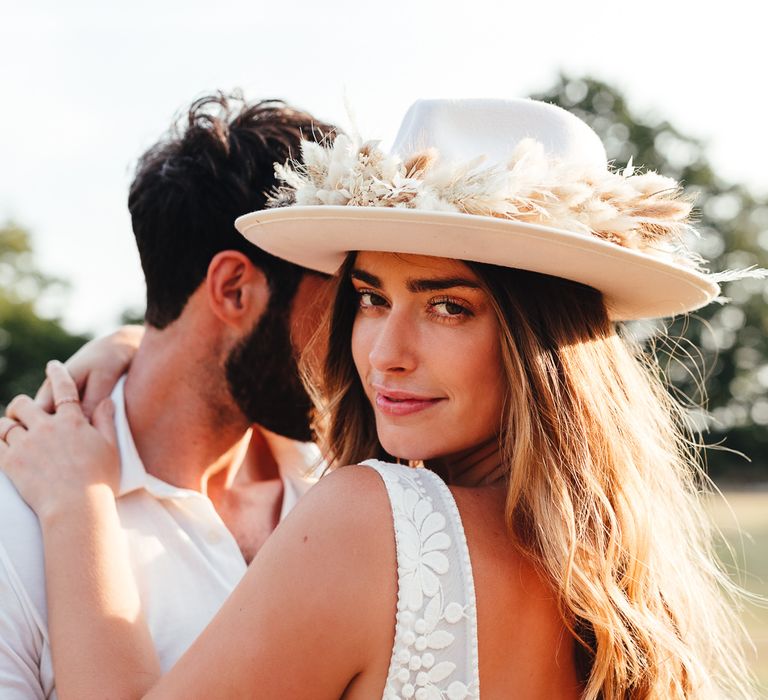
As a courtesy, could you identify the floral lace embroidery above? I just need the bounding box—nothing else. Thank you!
[363,461,479,700]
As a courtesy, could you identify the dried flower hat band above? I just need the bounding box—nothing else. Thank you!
[270,134,701,272]
[236,98,765,320]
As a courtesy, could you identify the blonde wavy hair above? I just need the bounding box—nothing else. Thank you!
[305,252,757,699]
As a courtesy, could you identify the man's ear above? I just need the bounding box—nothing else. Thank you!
[205,251,269,330]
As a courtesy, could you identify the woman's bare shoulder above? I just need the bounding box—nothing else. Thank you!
[281,463,393,533]
[261,463,397,579]
[255,463,398,625]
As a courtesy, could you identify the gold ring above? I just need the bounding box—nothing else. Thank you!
[0,422,24,443]
[54,397,80,410]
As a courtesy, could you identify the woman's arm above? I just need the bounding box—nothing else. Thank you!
[40,486,161,699]
[0,364,396,699]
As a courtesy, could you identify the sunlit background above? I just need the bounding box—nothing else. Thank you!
[1,0,767,686]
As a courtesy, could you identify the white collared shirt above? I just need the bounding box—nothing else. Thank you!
[0,377,321,699]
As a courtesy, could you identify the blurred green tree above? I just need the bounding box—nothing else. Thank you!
[530,75,768,479]
[0,223,90,408]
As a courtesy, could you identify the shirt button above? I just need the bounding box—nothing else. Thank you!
[206,529,223,544]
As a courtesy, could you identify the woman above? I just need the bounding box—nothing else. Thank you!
[0,98,760,698]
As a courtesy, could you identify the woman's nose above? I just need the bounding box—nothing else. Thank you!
[368,309,417,374]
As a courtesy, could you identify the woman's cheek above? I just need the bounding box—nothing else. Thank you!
[452,321,505,432]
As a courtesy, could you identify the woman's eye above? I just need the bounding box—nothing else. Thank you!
[431,300,471,318]
[357,290,387,308]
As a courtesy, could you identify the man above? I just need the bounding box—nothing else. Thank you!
[0,93,337,698]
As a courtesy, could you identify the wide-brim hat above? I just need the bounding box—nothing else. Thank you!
[236,98,729,321]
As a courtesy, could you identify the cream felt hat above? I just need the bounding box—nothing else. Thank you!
[236,98,732,321]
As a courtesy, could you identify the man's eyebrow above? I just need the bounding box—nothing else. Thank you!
[350,269,382,287]
[406,277,481,293]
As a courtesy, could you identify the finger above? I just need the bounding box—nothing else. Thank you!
[0,418,27,445]
[6,395,47,429]
[92,399,118,450]
[45,361,83,417]
[80,371,118,419]
[0,416,17,440]
[34,377,55,413]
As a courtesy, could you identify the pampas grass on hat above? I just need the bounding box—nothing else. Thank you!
[236,98,765,320]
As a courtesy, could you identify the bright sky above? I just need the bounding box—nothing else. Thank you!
[1,0,766,334]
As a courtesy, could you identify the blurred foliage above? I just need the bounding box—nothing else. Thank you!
[120,307,146,326]
[531,75,768,479]
[0,223,90,409]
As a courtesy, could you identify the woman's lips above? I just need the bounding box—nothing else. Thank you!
[374,390,445,417]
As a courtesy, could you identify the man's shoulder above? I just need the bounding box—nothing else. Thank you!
[0,475,52,696]
[0,472,47,615]
[0,472,42,540]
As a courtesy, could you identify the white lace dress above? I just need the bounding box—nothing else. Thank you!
[361,460,480,700]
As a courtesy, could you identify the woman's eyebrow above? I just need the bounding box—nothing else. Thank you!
[350,269,382,287]
[406,277,481,292]
[350,269,481,293]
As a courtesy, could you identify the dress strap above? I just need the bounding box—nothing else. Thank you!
[361,460,480,700]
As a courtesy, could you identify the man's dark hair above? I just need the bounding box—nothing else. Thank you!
[128,92,337,328]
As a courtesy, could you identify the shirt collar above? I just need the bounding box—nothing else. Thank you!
[114,376,325,502]
[260,428,324,483]
[114,377,201,500]
[259,428,324,521]
[113,376,150,498]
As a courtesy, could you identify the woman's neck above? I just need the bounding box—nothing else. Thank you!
[425,436,506,487]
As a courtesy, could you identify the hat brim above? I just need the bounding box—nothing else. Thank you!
[235,206,719,321]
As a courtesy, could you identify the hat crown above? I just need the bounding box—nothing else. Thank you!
[391,98,608,170]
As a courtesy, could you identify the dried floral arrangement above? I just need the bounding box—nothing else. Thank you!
[269,134,703,268]
[268,134,767,286]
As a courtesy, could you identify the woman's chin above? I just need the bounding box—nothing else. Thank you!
[376,419,495,465]
[379,435,448,464]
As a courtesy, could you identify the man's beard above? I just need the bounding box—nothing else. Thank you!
[225,298,314,442]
